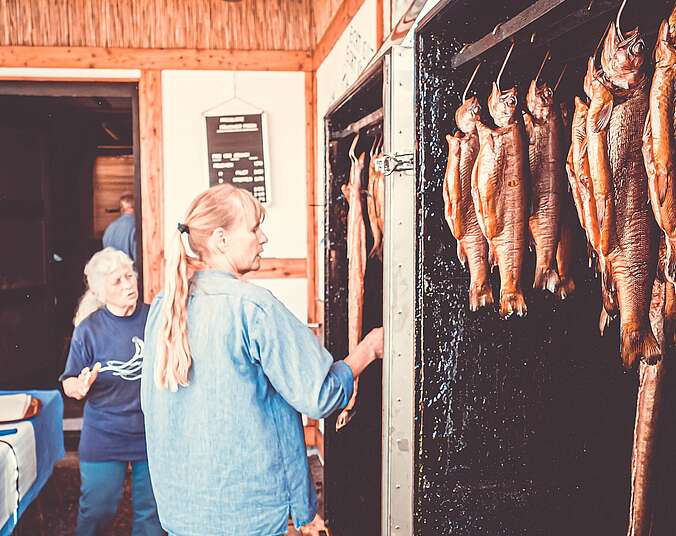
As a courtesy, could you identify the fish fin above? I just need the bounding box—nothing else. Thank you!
[533,266,561,293]
[469,281,494,311]
[664,282,676,350]
[621,327,661,369]
[600,262,619,316]
[666,238,676,283]
[499,290,527,319]
[523,112,535,145]
[555,277,575,300]
[599,308,610,336]
[590,98,613,134]
[457,241,467,267]
[488,245,497,270]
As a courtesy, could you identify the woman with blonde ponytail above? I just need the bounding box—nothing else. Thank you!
[141,184,383,536]
[60,248,162,536]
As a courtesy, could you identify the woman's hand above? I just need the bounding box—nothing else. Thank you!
[62,362,101,400]
[360,326,384,360]
[343,327,384,378]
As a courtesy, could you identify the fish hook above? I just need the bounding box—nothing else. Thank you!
[616,0,628,41]
[535,50,551,85]
[554,64,567,93]
[462,62,482,102]
[496,40,515,92]
[594,22,611,69]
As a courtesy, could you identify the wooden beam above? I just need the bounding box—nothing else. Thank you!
[313,0,367,70]
[376,0,385,48]
[305,71,318,325]
[139,70,164,303]
[0,46,313,72]
[243,258,307,280]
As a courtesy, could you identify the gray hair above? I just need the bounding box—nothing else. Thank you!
[73,248,135,326]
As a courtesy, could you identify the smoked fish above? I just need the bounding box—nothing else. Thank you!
[473,83,528,317]
[524,78,565,292]
[443,96,494,310]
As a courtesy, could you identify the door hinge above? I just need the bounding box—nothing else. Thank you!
[374,152,414,176]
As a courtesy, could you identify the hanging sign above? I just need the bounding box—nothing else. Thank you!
[205,112,270,204]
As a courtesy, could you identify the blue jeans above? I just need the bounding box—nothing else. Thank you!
[76,460,164,536]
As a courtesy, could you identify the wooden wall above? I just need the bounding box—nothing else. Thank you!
[92,155,134,238]
[0,0,315,51]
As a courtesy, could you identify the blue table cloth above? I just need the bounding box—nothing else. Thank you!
[0,390,64,536]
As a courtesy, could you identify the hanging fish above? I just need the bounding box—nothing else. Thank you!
[367,136,385,259]
[596,19,659,370]
[473,43,528,318]
[336,135,366,431]
[523,54,565,292]
[443,64,494,311]
[643,5,676,283]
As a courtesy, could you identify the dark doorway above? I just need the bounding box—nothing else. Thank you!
[0,82,140,391]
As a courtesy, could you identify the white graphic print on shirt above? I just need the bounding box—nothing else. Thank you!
[98,336,144,381]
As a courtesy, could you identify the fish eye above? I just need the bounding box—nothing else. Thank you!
[631,41,644,53]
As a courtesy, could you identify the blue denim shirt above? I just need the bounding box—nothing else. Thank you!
[141,270,354,536]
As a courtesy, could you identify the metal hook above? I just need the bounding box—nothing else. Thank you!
[535,50,551,84]
[462,62,482,102]
[593,22,611,69]
[616,0,628,40]
[554,64,567,93]
[496,41,515,92]
[587,0,594,11]
[530,32,537,44]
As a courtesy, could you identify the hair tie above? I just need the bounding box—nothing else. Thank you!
[177,223,190,235]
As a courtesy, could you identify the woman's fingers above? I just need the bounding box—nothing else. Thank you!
[87,362,102,385]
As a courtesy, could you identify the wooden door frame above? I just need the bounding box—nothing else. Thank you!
[0,79,159,300]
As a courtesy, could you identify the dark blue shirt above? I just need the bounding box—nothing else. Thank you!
[61,303,149,462]
[102,212,137,262]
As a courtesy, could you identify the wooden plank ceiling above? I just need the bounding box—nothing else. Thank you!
[0,0,352,52]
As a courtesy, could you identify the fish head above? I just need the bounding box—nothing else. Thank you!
[488,82,518,127]
[526,78,554,120]
[455,96,481,134]
[602,24,646,89]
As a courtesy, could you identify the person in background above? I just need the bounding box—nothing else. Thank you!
[61,248,163,536]
[141,184,384,536]
[103,191,137,263]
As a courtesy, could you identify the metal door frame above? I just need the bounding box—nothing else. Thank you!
[381,44,416,536]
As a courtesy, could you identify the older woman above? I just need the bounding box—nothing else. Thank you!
[141,184,383,536]
[61,248,163,536]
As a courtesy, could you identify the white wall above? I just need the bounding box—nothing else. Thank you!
[161,70,309,321]
[315,0,378,301]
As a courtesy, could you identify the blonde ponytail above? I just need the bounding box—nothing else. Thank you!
[154,184,264,391]
[155,230,193,391]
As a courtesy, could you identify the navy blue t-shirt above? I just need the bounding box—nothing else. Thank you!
[60,303,149,462]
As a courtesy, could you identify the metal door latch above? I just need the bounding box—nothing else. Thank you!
[374,152,414,175]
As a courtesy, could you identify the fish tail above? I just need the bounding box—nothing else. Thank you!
[469,282,494,311]
[499,290,527,318]
[533,266,560,293]
[555,277,575,300]
[621,327,661,370]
